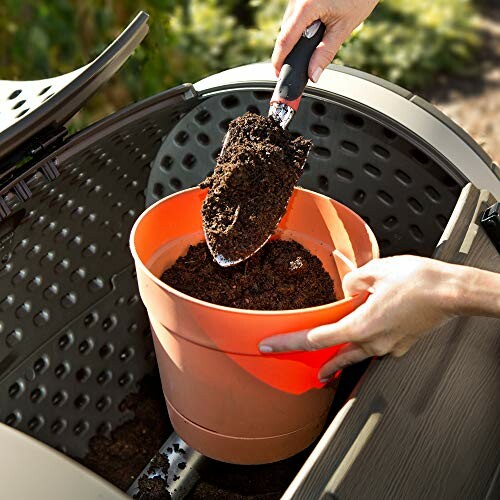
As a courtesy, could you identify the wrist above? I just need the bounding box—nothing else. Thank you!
[435,263,500,318]
[430,261,466,317]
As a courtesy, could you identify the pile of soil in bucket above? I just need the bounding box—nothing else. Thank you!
[161,239,335,310]
[200,112,311,264]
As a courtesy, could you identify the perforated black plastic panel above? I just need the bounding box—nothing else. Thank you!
[0,95,187,458]
[147,90,462,257]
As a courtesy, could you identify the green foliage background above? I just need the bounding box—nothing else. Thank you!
[0,0,480,128]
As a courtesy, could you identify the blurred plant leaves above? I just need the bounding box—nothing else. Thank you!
[0,0,480,128]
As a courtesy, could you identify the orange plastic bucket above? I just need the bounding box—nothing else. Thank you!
[130,186,378,464]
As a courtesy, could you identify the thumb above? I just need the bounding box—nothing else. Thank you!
[342,265,377,297]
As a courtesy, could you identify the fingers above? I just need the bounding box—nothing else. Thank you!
[318,343,370,381]
[342,265,377,297]
[259,301,373,353]
[272,3,317,75]
[308,25,347,81]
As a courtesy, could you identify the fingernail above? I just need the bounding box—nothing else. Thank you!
[311,67,323,83]
[259,345,273,353]
[319,377,332,384]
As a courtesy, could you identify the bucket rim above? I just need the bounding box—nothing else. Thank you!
[130,186,379,316]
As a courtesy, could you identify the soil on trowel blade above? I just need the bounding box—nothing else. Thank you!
[200,112,311,264]
[161,239,335,310]
[82,375,171,491]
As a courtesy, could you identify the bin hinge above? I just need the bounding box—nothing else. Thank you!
[0,126,66,221]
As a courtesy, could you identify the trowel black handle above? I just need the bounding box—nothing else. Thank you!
[271,20,326,111]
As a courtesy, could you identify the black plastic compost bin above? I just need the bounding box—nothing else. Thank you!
[0,10,499,500]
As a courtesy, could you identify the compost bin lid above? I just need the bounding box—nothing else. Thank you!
[0,11,149,170]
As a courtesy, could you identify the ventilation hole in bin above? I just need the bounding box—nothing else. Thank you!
[219,118,231,132]
[33,357,48,374]
[377,190,394,206]
[78,339,93,355]
[84,312,98,328]
[28,416,44,432]
[383,216,398,229]
[98,421,112,436]
[221,95,240,109]
[96,396,111,412]
[76,367,91,383]
[74,394,90,410]
[311,101,326,116]
[52,391,68,407]
[12,99,26,110]
[383,127,398,141]
[246,105,259,114]
[336,168,353,182]
[373,145,390,160]
[170,178,182,190]
[99,343,114,359]
[30,387,45,403]
[8,381,23,399]
[119,347,134,362]
[8,89,21,100]
[152,183,164,199]
[395,169,412,186]
[313,146,331,158]
[16,108,29,118]
[195,110,211,125]
[73,420,89,436]
[363,164,381,178]
[311,124,329,136]
[97,370,112,386]
[102,315,117,331]
[410,225,424,241]
[408,197,424,214]
[118,372,134,387]
[51,419,66,435]
[54,362,70,379]
[182,154,196,169]
[344,113,364,129]
[318,175,329,191]
[354,190,367,206]
[425,186,441,202]
[58,332,74,350]
[253,91,272,101]
[197,133,210,146]
[6,329,23,348]
[341,141,359,155]
[5,412,20,427]
[174,131,189,146]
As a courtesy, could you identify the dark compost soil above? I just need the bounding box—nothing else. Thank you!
[200,112,311,264]
[161,239,335,310]
[134,475,171,500]
[82,375,171,491]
